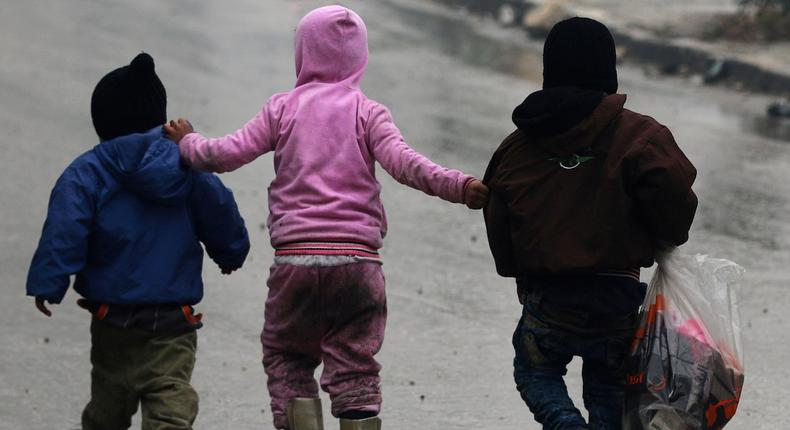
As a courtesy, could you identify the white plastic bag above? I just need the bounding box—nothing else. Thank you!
[624,250,745,430]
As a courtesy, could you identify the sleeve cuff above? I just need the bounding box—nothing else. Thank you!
[460,176,476,203]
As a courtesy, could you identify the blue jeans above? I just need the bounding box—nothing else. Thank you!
[512,277,643,430]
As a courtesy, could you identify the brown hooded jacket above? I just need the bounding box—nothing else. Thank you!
[484,92,698,277]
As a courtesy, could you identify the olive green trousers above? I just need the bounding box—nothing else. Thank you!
[81,320,199,430]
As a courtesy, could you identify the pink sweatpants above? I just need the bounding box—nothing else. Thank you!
[261,262,387,429]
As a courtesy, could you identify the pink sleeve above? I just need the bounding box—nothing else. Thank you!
[366,103,474,204]
[179,98,280,173]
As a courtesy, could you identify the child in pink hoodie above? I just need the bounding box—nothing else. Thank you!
[165,5,488,430]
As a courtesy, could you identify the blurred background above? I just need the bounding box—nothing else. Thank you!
[1,0,788,428]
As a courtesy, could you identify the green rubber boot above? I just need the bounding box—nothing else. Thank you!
[286,398,324,430]
[339,416,382,430]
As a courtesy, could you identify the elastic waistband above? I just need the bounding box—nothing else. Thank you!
[274,241,380,259]
[517,269,646,316]
[595,268,641,282]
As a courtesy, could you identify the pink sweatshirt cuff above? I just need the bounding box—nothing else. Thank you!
[179,132,216,172]
[460,176,476,203]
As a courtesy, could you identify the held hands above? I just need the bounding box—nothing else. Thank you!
[164,118,194,144]
[464,179,489,210]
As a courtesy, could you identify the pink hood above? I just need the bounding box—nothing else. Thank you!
[295,6,368,88]
[179,5,474,250]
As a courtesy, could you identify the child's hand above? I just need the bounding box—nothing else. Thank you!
[464,179,489,210]
[35,297,52,317]
[220,266,238,275]
[76,298,91,311]
[164,118,194,144]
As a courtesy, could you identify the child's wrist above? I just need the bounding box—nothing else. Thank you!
[462,177,476,201]
[177,132,197,146]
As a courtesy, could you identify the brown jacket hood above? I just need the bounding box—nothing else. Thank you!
[512,88,626,156]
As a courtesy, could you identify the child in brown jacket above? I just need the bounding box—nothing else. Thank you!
[483,17,697,430]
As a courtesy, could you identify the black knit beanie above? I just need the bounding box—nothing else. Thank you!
[543,17,618,94]
[91,53,167,141]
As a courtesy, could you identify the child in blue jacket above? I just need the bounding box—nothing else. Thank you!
[26,53,250,430]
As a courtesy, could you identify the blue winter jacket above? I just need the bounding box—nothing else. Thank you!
[26,126,250,305]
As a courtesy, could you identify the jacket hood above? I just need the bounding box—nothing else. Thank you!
[513,88,626,156]
[94,126,193,204]
[294,5,368,88]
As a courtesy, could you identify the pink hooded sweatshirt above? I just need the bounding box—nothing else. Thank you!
[179,5,474,251]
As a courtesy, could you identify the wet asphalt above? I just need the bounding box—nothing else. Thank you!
[1,0,788,428]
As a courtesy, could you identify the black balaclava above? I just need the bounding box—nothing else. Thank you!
[91,53,167,141]
[542,17,618,94]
